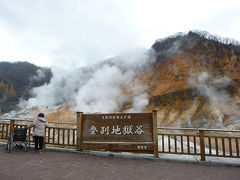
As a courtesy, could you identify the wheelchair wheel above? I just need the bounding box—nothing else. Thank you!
[24,136,30,152]
[6,136,13,153]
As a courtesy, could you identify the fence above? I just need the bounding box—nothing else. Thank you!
[0,118,77,147]
[0,117,240,161]
[158,127,240,160]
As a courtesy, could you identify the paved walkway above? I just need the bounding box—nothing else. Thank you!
[0,146,240,180]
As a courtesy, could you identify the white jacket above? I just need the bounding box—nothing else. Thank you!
[27,117,48,137]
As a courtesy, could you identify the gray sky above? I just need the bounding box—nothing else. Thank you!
[0,0,240,68]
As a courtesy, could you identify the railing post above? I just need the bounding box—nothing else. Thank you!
[76,112,83,151]
[10,120,15,135]
[152,110,159,158]
[43,128,46,148]
[199,130,206,161]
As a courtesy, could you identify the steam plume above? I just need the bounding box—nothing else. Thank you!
[189,72,240,126]
[20,49,156,113]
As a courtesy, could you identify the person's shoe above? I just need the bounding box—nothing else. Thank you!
[38,150,42,153]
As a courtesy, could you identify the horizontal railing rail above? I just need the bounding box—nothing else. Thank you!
[158,127,240,160]
[0,117,76,125]
[158,127,240,133]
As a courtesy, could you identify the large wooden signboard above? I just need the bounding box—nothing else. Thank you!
[76,111,159,158]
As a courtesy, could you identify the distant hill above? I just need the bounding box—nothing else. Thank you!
[137,31,240,129]
[0,61,52,113]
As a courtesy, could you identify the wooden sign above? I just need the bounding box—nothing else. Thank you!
[77,110,159,158]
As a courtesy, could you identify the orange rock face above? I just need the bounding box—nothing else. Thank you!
[137,32,240,129]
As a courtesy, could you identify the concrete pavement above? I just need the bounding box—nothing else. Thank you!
[0,144,239,180]
[44,146,240,167]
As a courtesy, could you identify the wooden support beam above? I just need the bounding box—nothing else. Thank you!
[10,120,14,135]
[152,110,159,158]
[77,112,83,151]
[199,130,205,161]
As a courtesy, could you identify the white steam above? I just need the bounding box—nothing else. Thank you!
[74,64,130,112]
[166,40,182,56]
[130,93,149,112]
[195,72,232,106]
[20,49,155,113]
[189,72,240,126]
[30,69,46,81]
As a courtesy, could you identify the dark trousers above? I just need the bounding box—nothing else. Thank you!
[34,136,44,150]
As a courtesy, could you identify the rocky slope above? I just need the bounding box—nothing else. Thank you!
[140,31,240,129]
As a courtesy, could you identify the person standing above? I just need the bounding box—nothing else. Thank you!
[27,113,48,153]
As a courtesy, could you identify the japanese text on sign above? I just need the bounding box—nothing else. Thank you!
[89,125,144,135]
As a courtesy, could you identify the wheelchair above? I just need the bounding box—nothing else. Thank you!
[6,127,30,152]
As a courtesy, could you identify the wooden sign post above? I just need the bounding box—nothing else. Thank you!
[152,110,159,158]
[76,112,83,151]
[76,111,159,158]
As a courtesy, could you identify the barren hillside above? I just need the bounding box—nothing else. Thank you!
[139,31,240,129]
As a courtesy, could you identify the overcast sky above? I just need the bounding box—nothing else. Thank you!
[0,0,240,68]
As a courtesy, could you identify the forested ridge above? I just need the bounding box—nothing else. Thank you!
[0,61,52,113]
